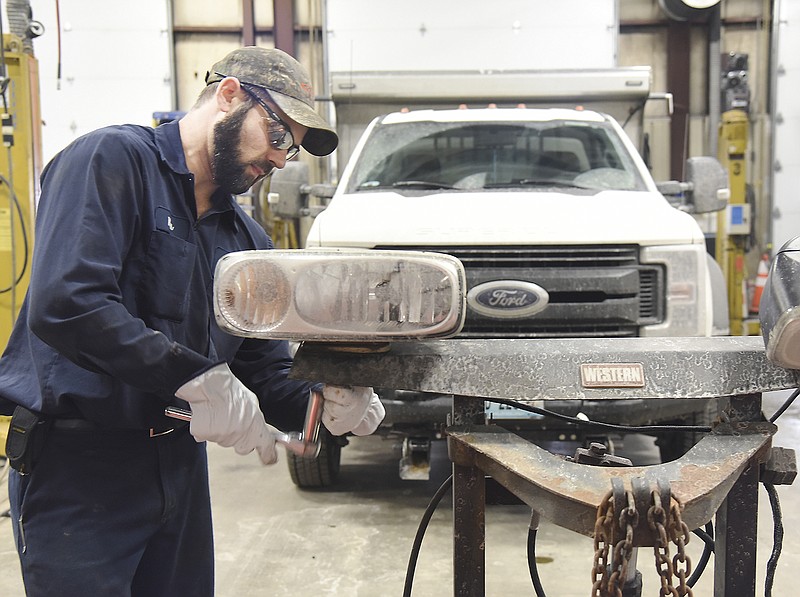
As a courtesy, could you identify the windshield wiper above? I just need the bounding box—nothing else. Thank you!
[392,180,455,190]
[484,179,593,190]
[355,180,455,191]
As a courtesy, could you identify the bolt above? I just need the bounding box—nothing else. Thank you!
[588,442,607,455]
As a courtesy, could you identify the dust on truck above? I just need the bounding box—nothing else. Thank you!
[279,68,730,486]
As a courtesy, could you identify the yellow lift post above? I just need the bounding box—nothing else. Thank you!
[0,34,42,449]
[0,34,42,349]
[715,109,760,336]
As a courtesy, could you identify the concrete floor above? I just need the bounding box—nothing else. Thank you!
[0,390,798,596]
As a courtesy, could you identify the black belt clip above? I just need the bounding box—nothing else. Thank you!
[6,406,52,475]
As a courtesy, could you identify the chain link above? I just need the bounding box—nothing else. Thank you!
[668,500,693,597]
[648,490,694,597]
[610,491,638,593]
[593,482,695,597]
[648,491,676,596]
[592,489,637,597]
[592,491,615,597]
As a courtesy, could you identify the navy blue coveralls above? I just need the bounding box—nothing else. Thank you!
[0,119,315,596]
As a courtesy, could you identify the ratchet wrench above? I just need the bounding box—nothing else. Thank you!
[165,389,323,459]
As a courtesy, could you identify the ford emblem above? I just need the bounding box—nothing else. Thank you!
[466,280,549,319]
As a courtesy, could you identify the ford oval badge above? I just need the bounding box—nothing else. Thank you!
[466,280,549,319]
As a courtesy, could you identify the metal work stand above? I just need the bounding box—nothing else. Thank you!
[292,336,800,596]
[449,394,773,597]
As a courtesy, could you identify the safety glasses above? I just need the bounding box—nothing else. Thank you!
[219,76,299,161]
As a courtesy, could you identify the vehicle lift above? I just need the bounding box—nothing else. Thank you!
[291,335,798,596]
[716,108,761,337]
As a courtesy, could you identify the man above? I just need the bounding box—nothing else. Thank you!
[0,46,384,596]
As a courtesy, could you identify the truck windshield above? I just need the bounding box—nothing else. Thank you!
[348,119,648,193]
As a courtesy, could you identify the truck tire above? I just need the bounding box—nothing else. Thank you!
[655,399,719,463]
[286,427,342,488]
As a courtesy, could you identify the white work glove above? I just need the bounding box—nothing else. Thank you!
[175,363,278,465]
[321,384,385,436]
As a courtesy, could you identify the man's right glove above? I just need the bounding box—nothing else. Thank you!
[175,363,278,465]
[321,385,385,436]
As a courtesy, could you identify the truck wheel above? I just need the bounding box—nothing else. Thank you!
[286,427,342,488]
[655,400,719,463]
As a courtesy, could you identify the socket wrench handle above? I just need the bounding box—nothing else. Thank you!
[277,389,323,458]
[165,389,323,459]
[302,389,324,453]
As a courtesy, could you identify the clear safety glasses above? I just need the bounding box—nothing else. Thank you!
[235,80,300,161]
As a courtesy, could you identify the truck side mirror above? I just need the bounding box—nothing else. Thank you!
[299,184,337,217]
[309,183,337,201]
[266,161,310,219]
[684,156,729,214]
[264,164,337,219]
[760,237,800,369]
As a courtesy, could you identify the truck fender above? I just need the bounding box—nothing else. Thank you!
[706,253,730,336]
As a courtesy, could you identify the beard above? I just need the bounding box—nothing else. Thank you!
[211,103,273,195]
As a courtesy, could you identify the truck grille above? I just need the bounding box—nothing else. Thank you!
[374,245,665,338]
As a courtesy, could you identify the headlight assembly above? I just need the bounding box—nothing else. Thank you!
[213,249,466,341]
[760,238,800,369]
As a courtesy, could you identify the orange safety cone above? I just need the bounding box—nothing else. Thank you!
[750,253,770,314]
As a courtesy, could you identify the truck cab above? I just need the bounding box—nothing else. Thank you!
[309,107,721,337]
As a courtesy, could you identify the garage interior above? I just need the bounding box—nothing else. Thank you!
[0,0,799,595]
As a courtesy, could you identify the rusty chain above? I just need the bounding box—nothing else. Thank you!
[592,485,694,597]
[610,490,638,592]
[592,489,637,597]
[592,491,615,596]
[648,489,694,597]
[669,499,693,597]
[648,490,677,596]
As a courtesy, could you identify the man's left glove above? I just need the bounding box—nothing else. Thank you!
[321,385,385,436]
[175,363,279,465]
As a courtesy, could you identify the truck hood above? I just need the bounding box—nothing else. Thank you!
[306,190,706,247]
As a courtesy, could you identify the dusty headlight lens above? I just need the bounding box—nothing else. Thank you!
[214,249,466,341]
[216,259,291,334]
[294,260,457,331]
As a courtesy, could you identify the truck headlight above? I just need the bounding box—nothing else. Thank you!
[214,249,466,341]
[640,245,709,337]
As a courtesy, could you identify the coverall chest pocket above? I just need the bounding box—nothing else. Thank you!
[141,230,198,322]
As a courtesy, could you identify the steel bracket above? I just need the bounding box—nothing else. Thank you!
[447,420,775,539]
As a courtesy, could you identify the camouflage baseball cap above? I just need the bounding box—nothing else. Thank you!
[206,47,338,157]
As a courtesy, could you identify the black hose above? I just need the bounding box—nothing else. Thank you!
[622,99,647,130]
[402,474,453,597]
[768,388,799,423]
[486,397,711,434]
[688,522,714,587]
[763,389,794,595]
[0,172,29,293]
[526,527,547,597]
[764,482,783,597]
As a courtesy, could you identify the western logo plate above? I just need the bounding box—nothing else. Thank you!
[580,363,645,388]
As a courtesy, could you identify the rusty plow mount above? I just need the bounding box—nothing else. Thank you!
[447,420,775,546]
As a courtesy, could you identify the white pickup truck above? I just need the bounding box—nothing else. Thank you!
[289,106,730,486]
